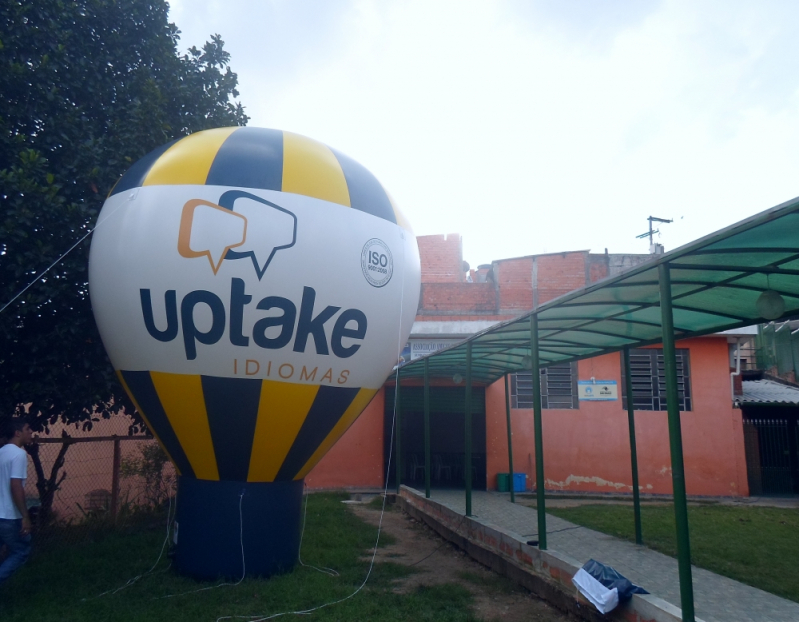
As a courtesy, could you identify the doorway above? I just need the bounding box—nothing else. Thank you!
[384,386,486,490]
[742,406,799,495]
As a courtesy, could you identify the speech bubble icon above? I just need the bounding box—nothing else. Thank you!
[178,199,247,273]
[219,191,297,280]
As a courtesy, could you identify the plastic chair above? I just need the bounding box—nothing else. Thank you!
[409,453,426,480]
[433,454,452,481]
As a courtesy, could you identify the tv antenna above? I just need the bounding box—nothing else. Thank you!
[636,216,672,246]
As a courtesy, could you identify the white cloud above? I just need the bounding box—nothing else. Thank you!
[169,0,799,265]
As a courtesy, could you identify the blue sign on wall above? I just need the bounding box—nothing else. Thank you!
[578,380,618,401]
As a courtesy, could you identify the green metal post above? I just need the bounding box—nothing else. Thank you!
[395,372,402,494]
[623,347,643,545]
[424,358,431,499]
[504,374,516,503]
[465,342,473,517]
[658,263,695,622]
[531,314,547,549]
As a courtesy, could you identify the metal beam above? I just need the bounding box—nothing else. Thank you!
[531,314,547,549]
[623,347,643,545]
[691,247,799,254]
[670,263,799,276]
[539,316,665,329]
[395,372,402,494]
[670,303,749,322]
[465,342,473,517]
[424,357,431,499]
[659,264,695,622]
[504,374,515,503]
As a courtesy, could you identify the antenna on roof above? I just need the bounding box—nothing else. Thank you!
[636,216,672,253]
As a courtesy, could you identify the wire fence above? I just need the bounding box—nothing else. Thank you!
[22,435,175,548]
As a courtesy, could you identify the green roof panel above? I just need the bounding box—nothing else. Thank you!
[396,195,799,384]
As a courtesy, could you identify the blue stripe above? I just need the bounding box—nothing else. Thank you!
[109,139,179,196]
[331,149,396,224]
[120,370,195,478]
[274,385,360,481]
[201,376,263,482]
[206,127,284,191]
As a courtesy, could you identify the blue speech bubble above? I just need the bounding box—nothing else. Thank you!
[218,190,297,280]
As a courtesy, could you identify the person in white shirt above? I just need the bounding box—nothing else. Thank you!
[0,418,33,585]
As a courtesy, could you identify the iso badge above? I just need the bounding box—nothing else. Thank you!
[361,238,393,288]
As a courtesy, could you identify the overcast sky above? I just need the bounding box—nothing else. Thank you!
[169,0,799,268]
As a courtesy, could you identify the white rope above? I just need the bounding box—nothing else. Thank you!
[85,477,176,600]
[297,485,339,577]
[157,490,247,599]
[1,198,130,315]
[217,231,410,622]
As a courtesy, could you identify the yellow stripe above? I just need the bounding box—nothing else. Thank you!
[142,127,238,187]
[282,131,351,207]
[150,372,219,481]
[116,371,182,477]
[247,380,320,482]
[386,190,414,233]
[294,388,378,480]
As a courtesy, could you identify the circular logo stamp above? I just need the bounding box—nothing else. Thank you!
[361,238,393,287]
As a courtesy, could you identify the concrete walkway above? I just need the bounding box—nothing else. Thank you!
[427,490,799,622]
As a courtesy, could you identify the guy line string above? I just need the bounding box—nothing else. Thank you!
[215,232,409,622]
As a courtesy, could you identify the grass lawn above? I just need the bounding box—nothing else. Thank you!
[0,493,479,621]
[546,503,799,603]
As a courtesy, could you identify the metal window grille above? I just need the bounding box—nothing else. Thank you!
[620,348,692,411]
[510,362,578,409]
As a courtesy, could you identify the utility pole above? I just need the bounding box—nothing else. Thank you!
[636,216,673,247]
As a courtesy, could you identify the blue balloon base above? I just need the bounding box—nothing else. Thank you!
[174,477,304,580]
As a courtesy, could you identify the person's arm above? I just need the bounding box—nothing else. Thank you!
[10,478,31,535]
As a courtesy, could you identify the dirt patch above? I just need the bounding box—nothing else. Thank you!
[349,500,576,622]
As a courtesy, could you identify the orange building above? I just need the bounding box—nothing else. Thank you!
[307,234,751,498]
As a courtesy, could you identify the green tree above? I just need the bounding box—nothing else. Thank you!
[0,0,248,436]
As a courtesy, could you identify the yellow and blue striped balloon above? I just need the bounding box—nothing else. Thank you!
[117,371,377,483]
[110,127,411,230]
[92,127,418,486]
[91,126,420,579]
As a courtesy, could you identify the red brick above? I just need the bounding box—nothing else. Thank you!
[420,282,495,312]
[417,234,464,283]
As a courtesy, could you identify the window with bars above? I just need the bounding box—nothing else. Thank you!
[620,348,692,411]
[510,362,578,409]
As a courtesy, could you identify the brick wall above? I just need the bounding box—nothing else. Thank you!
[493,252,590,310]
[419,282,497,313]
[494,257,533,310]
[415,235,652,318]
[418,234,463,283]
[534,252,589,305]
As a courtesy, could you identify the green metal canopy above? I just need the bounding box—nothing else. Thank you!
[392,194,799,622]
[398,194,799,384]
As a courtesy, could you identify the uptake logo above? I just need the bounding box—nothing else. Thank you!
[140,190,369,362]
[177,190,297,279]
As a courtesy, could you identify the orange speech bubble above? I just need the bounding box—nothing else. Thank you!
[178,199,247,274]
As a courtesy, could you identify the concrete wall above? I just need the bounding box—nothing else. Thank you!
[485,338,750,497]
[307,337,750,498]
[306,235,749,497]
[305,388,386,489]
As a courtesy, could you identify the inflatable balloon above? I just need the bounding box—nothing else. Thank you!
[89,127,420,579]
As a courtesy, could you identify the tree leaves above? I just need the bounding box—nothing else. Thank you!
[0,0,249,431]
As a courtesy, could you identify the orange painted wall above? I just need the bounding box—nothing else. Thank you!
[486,337,750,497]
[305,389,385,489]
